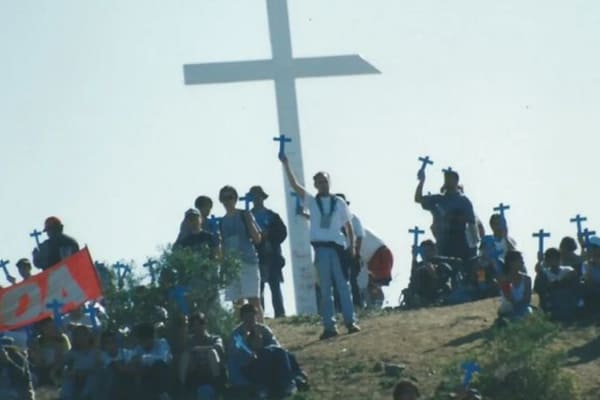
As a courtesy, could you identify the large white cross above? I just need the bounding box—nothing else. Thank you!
[183,0,379,315]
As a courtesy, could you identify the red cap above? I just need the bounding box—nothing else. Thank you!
[43,216,63,231]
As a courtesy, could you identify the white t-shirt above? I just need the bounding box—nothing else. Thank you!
[543,265,575,282]
[360,228,386,262]
[306,194,352,246]
[132,338,172,365]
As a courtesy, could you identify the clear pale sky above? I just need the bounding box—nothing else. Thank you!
[2,0,599,315]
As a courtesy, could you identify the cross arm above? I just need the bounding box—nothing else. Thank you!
[292,55,380,78]
[184,59,275,85]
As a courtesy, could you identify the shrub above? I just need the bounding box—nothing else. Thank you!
[435,314,580,400]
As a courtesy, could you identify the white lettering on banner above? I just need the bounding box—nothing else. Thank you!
[0,283,43,326]
[47,265,87,306]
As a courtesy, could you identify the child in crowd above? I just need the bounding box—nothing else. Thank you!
[100,330,135,400]
[131,322,173,400]
[582,236,600,313]
[534,248,579,321]
[61,325,103,400]
[498,251,532,321]
[559,236,584,277]
[29,318,71,387]
[179,312,225,399]
[228,304,307,399]
[0,336,35,400]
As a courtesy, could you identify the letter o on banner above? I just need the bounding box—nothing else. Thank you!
[0,283,43,327]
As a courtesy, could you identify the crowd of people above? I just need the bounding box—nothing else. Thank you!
[2,157,599,400]
[0,156,395,399]
[404,166,600,325]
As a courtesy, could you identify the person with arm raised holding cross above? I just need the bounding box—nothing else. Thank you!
[32,216,79,271]
[415,168,478,262]
[280,155,360,339]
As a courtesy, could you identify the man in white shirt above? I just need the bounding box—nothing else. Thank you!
[280,156,360,339]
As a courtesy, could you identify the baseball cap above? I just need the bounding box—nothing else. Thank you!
[43,216,62,231]
[249,185,268,199]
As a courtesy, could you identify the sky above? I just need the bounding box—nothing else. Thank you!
[1,0,599,316]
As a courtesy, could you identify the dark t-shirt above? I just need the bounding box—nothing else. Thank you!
[421,193,475,259]
[175,232,218,253]
[35,234,80,270]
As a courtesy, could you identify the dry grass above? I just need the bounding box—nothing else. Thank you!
[35,297,600,399]
[271,298,600,400]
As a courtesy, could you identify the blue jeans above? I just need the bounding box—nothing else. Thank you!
[314,247,356,330]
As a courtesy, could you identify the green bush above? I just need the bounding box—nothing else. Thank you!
[101,245,242,339]
[435,314,580,400]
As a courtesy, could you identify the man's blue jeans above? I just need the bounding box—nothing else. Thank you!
[314,246,356,330]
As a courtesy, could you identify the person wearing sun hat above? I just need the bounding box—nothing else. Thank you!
[32,216,80,270]
[249,185,288,318]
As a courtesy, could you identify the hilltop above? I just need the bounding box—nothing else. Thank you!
[271,298,600,399]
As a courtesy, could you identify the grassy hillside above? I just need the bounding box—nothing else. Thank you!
[272,298,600,399]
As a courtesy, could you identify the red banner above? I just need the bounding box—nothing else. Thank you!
[0,247,103,331]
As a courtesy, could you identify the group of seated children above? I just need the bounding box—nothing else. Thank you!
[5,303,307,400]
[534,236,600,321]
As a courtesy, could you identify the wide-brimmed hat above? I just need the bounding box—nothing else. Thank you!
[249,185,268,199]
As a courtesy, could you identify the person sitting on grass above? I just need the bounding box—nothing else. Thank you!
[100,330,135,400]
[582,236,600,313]
[61,324,103,400]
[393,379,420,400]
[559,236,584,277]
[28,317,71,387]
[0,336,35,400]
[130,322,173,400]
[468,236,502,300]
[228,304,308,399]
[409,240,453,306]
[534,247,579,321]
[498,250,533,321]
[179,312,226,400]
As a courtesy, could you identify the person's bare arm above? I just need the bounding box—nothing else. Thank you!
[280,155,306,198]
[414,170,426,204]
[344,221,356,257]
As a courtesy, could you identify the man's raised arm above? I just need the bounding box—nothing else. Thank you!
[280,155,306,199]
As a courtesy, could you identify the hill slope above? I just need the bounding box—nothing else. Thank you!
[272,298,600,399]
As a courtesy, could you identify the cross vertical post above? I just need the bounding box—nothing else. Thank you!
[582,228,597,249]
[46,299,64,328]
[417,156,433,173]
[30,229,43,248]
[408,226,425,248]
[239,193,254,211]
[183,0,380,314]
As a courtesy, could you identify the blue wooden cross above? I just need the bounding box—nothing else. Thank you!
[408,226,425,248]
[29,229,43,248]
[143,258,158,285]
[233,333,254,356]
[46,299,64,328]
[290,191,303,214]
[83,303,99,332]
[442,166,454,174]
[207,214,222,234]
[169,285,190,316]
[570,214,588,237]
[273,134,292,158]
[0,259,14,283]
[582,228,597,248]
[113,262,130,288]
[418,155,434,172]
[461,361,481,387]
[532,229,551,256]
[239,192,254,211]
[493,203,511,219]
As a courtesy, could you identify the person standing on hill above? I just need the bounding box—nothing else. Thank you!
[415,169,478,261]
[219,185,264,322]
[33,216,80,270]
[249,185,288,318]
[280,155,360,339]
